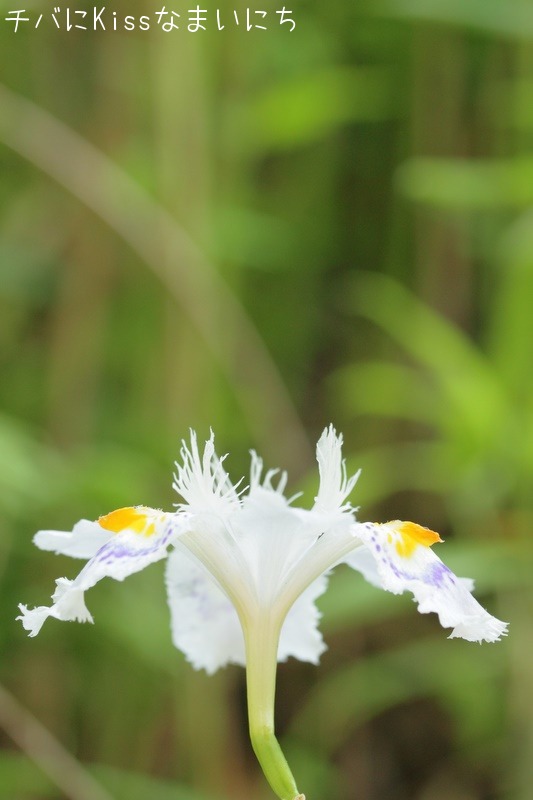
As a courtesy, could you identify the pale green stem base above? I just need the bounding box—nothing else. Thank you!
[243,611,304,800]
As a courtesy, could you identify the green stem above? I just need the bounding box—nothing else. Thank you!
[243,611,304,800]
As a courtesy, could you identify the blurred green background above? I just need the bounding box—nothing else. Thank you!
[0,0,531,798]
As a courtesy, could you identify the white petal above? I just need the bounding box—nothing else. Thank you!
[173,431,242,516]
[314,426,360,514]
[18,508,180,637]
[249,450,288,497]
[18,578,93,636]
[34,519,114,559]
[278,574,328,664]
[229,486,323,604]
[165,547,246,674]
[343,544,382,589]
[348,521,508,643]
[165,547,328,672]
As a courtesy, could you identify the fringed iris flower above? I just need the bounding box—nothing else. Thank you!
[18,427,507,800]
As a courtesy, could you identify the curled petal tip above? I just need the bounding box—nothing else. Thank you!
[348,522,507,644]
[449,616,509,644]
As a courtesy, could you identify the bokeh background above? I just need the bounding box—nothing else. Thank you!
[0,0,531,798]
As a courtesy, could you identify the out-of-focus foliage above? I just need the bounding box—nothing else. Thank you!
[0,0,531,798]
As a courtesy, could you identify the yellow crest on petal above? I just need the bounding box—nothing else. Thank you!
[98,507,156,537]
[386,520,442,558]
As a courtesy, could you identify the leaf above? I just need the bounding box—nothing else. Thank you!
[330,361,441,426]
[396,156,533,210]
[345,272,506,450]
[245,67,395,151]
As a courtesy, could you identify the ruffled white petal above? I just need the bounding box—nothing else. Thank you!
[314,426,360,514]
[18,508,181,637]
[277,574,328,664]
[347,521,508,643]
[34,519,114,559]
[18,577,93,636]
[165,547,328,673]
[165,547,246,674]
[173,431,242,516]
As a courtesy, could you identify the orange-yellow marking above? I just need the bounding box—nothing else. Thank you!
[386,520,442,558]
[98,506,156,537]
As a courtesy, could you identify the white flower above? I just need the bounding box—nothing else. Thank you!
[18,425,508,655]
[18,427,507,800]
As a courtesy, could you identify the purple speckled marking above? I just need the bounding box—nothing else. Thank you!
[93,522,175,565]
[364,524,456,591]
[173,569,234,625]
[427,561,453,587]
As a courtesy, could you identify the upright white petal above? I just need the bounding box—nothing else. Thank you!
[34,519,114,559]
[346,520,508,643]
[314,426,360,514]
[173,431,242,515]
[277,574,328,664]
[18,507,180,637]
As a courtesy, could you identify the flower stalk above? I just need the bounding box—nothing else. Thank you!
[243,608,303,800]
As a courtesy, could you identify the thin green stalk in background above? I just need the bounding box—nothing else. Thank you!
[0,682,116,800]
[0,83,312,474]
